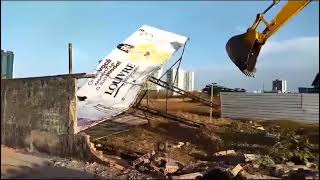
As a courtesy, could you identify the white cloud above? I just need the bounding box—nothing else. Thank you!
[258,36,319,69]
[260,36,319,58]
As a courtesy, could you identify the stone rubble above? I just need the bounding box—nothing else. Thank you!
[34,138,319,180]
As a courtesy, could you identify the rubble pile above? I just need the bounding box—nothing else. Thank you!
[22,140,320,180]
[49,156,154,179]
[119,147,319,180]
[84,113,319,179]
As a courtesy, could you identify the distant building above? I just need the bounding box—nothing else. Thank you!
[144,67,163,91]
[166,68,194,95]
[167,68,184,89]
[1,50,14,79]
[298,72,319,93]
[272,79,287,93]
[185,71,194,91]
[142,67,163,91]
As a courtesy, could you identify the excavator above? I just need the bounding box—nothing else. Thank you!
[226,0,313,77]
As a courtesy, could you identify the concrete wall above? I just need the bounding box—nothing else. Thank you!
[221,92,319,123]
[1,75,78,154]
[1,75,131,166]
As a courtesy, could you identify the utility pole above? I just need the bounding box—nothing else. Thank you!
[210,83,213,121]
[68,43,73,74]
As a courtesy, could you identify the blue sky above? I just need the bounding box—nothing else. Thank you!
[1,1,319,91]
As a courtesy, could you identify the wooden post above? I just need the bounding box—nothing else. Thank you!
[68,43,72,74]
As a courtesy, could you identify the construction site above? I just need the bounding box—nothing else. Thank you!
[1,70,319,179]
[1,1,319,180]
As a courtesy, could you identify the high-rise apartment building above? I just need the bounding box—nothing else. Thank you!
[166,68,194,95]
[272,79,287,93]
[185,71,194,91]
[1,50,14,79]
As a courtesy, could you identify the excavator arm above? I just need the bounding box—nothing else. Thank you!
[226,0,312,77]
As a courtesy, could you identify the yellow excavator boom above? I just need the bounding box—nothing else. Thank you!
[226,0,312,77]
[263,0,311,41]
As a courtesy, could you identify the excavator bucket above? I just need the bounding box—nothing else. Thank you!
[226,29,263,77]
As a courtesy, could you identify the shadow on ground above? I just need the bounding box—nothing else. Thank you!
[2,162,101,179]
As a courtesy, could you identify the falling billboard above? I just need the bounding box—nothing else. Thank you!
[76,25,188,132]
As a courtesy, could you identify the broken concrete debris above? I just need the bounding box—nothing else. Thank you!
[160,139,314,178]
[172,172,204,179]
[10,133,318,180]
[286,161,295,167]
[172,142,185,149]
[239,171,281,179]
[132,150,156,166]
[256,126,265,131]
[306,162,318,169]
[118,145,319,179]
[214,150,236,156]
[244,154,261,162]
[165,159,180,174]
[48,156,154,179]
[250,123,266,131]
[228,164,243,177]
[56,108,318,180]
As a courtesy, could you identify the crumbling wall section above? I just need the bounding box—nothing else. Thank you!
[1,76,80,156]
[1,75,130,166]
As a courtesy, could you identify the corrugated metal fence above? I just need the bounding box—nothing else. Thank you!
[220,92,319,123]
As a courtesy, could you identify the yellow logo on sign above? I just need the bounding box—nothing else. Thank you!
[128,44,171,65]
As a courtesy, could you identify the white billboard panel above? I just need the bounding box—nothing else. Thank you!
[76,25,188,132]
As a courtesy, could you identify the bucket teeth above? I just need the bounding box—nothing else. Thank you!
[242,69,255,78]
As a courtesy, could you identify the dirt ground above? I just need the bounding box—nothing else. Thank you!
[84,97,319,179]
[141,97,221,117]
[1,145,152,179]
[1,146,98,179]
[3,97,318,179]
[90,114,319,162]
